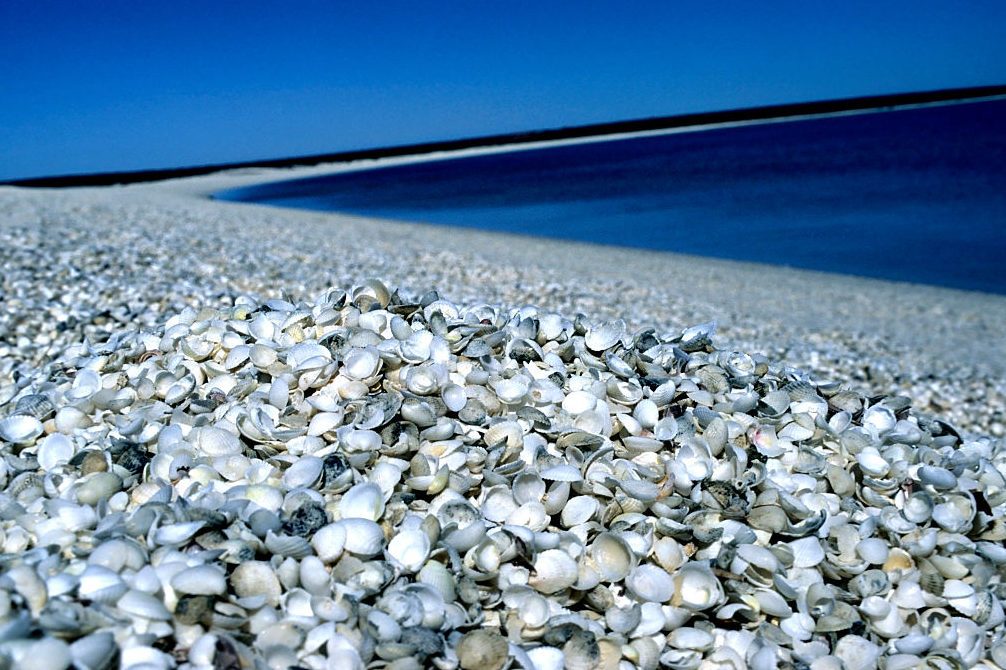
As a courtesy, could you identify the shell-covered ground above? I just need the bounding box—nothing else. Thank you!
[0,181,1005,670]
[0,276,1004,669]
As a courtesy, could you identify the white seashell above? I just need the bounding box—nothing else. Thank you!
[834,635,881,670]
[591,532,635,582]
[268,376,289,409]
[540,464,582,482]
[343,347,381,380]
[862,406,896,434]
[894,632,934,655]
[18,637,72,670]
[668,627,715,651]
[789,537,825,568]
[152,521,205,546]
[528,549,578,594]
[492,376,530,404]
[308,411,344,436]
[671,563,724,611]
[78,565,128,604]
[69,632,117,670]
[311,523,347,563]
[0,415,44,444]
[856,538,890,565]
[283,456,324,489]
[618,478,659,502]
[249,343,278,367]
[633,399,659,428]
[653,416,678,441]
[194,426,242,456]
[931,495,975,533]
[339,482,385,521]
[562,390,597,415]
[917,465,957,490]
[560,496,598,527]
[339,518,385,557]
[287,342,332,369]
[526,645,564,670]
[442,384,468,412]
[418,562,457,603]
[856,447,889,477]
[37,433,76,470]
[482,487,518,523]
[585,319,626,351]
[230,561,282,604]
[265,530,314,559]
[170,565,227,596]
[626,564,675,602]
[341,429,382,452]
[387,530,432,573]
[117,589,171,620]
[55,406,91,433]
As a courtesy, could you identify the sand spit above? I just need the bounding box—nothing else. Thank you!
[1,170,1004,438]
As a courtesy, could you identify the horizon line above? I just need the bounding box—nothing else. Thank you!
[5,82,1006,188]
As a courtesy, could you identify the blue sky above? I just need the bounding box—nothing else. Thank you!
[2,1,1004,180]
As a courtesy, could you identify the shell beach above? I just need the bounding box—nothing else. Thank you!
[1,167,1006,670]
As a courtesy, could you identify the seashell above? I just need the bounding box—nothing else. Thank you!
[387,529,431,573]
[560,496,598,527]
[902,491,934,523]
[0,414,44,444]
[69,632,117,670]
[442,383,468,412]
[339,518,386,557]
[194,426,243,456]
[283,456,324,489]
[171,565,227,596]
[528,549,578,594]
[14,393,55,420]
[540,464,582,482]
[789,536,825,568]
[117,589,171,621]
[617,477,659,502]
[456,629,509,670]
[344,346,381,380]
[37,433,76,471]
[856,538,890,565]
[917,465,957,490]
[311,523,347,563]
[78,565,128,604]
[931,494,975,534]
[230,561,282,604]
[626,564,675,602]
[671,563,724,611]
[153,521,206,546]
[492,375,530,405]
[585,319,626,351]
[856,447,889,477]
[591,532,635,582]
[265,530,313,559]
[338,481,386,521]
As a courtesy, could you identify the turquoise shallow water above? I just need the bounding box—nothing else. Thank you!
[219,99,1006,294]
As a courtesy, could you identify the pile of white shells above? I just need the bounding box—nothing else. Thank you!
[0,279,1004,670]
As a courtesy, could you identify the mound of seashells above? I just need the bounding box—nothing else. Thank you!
[1,279,1005,670]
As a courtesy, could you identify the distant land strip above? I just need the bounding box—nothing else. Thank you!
[6,84,1006,187]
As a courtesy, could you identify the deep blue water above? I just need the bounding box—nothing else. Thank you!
[219,100,1006,294]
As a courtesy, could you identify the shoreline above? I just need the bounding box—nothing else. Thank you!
[6,85,1006,187]
[2,168,1005,437]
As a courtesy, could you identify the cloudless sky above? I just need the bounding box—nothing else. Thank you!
[2,1,1004,180]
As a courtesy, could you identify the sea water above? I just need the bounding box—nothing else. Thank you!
[219,99,1006,294]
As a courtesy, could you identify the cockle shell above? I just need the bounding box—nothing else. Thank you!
[528,549,578,594]
[0,415,44,444]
